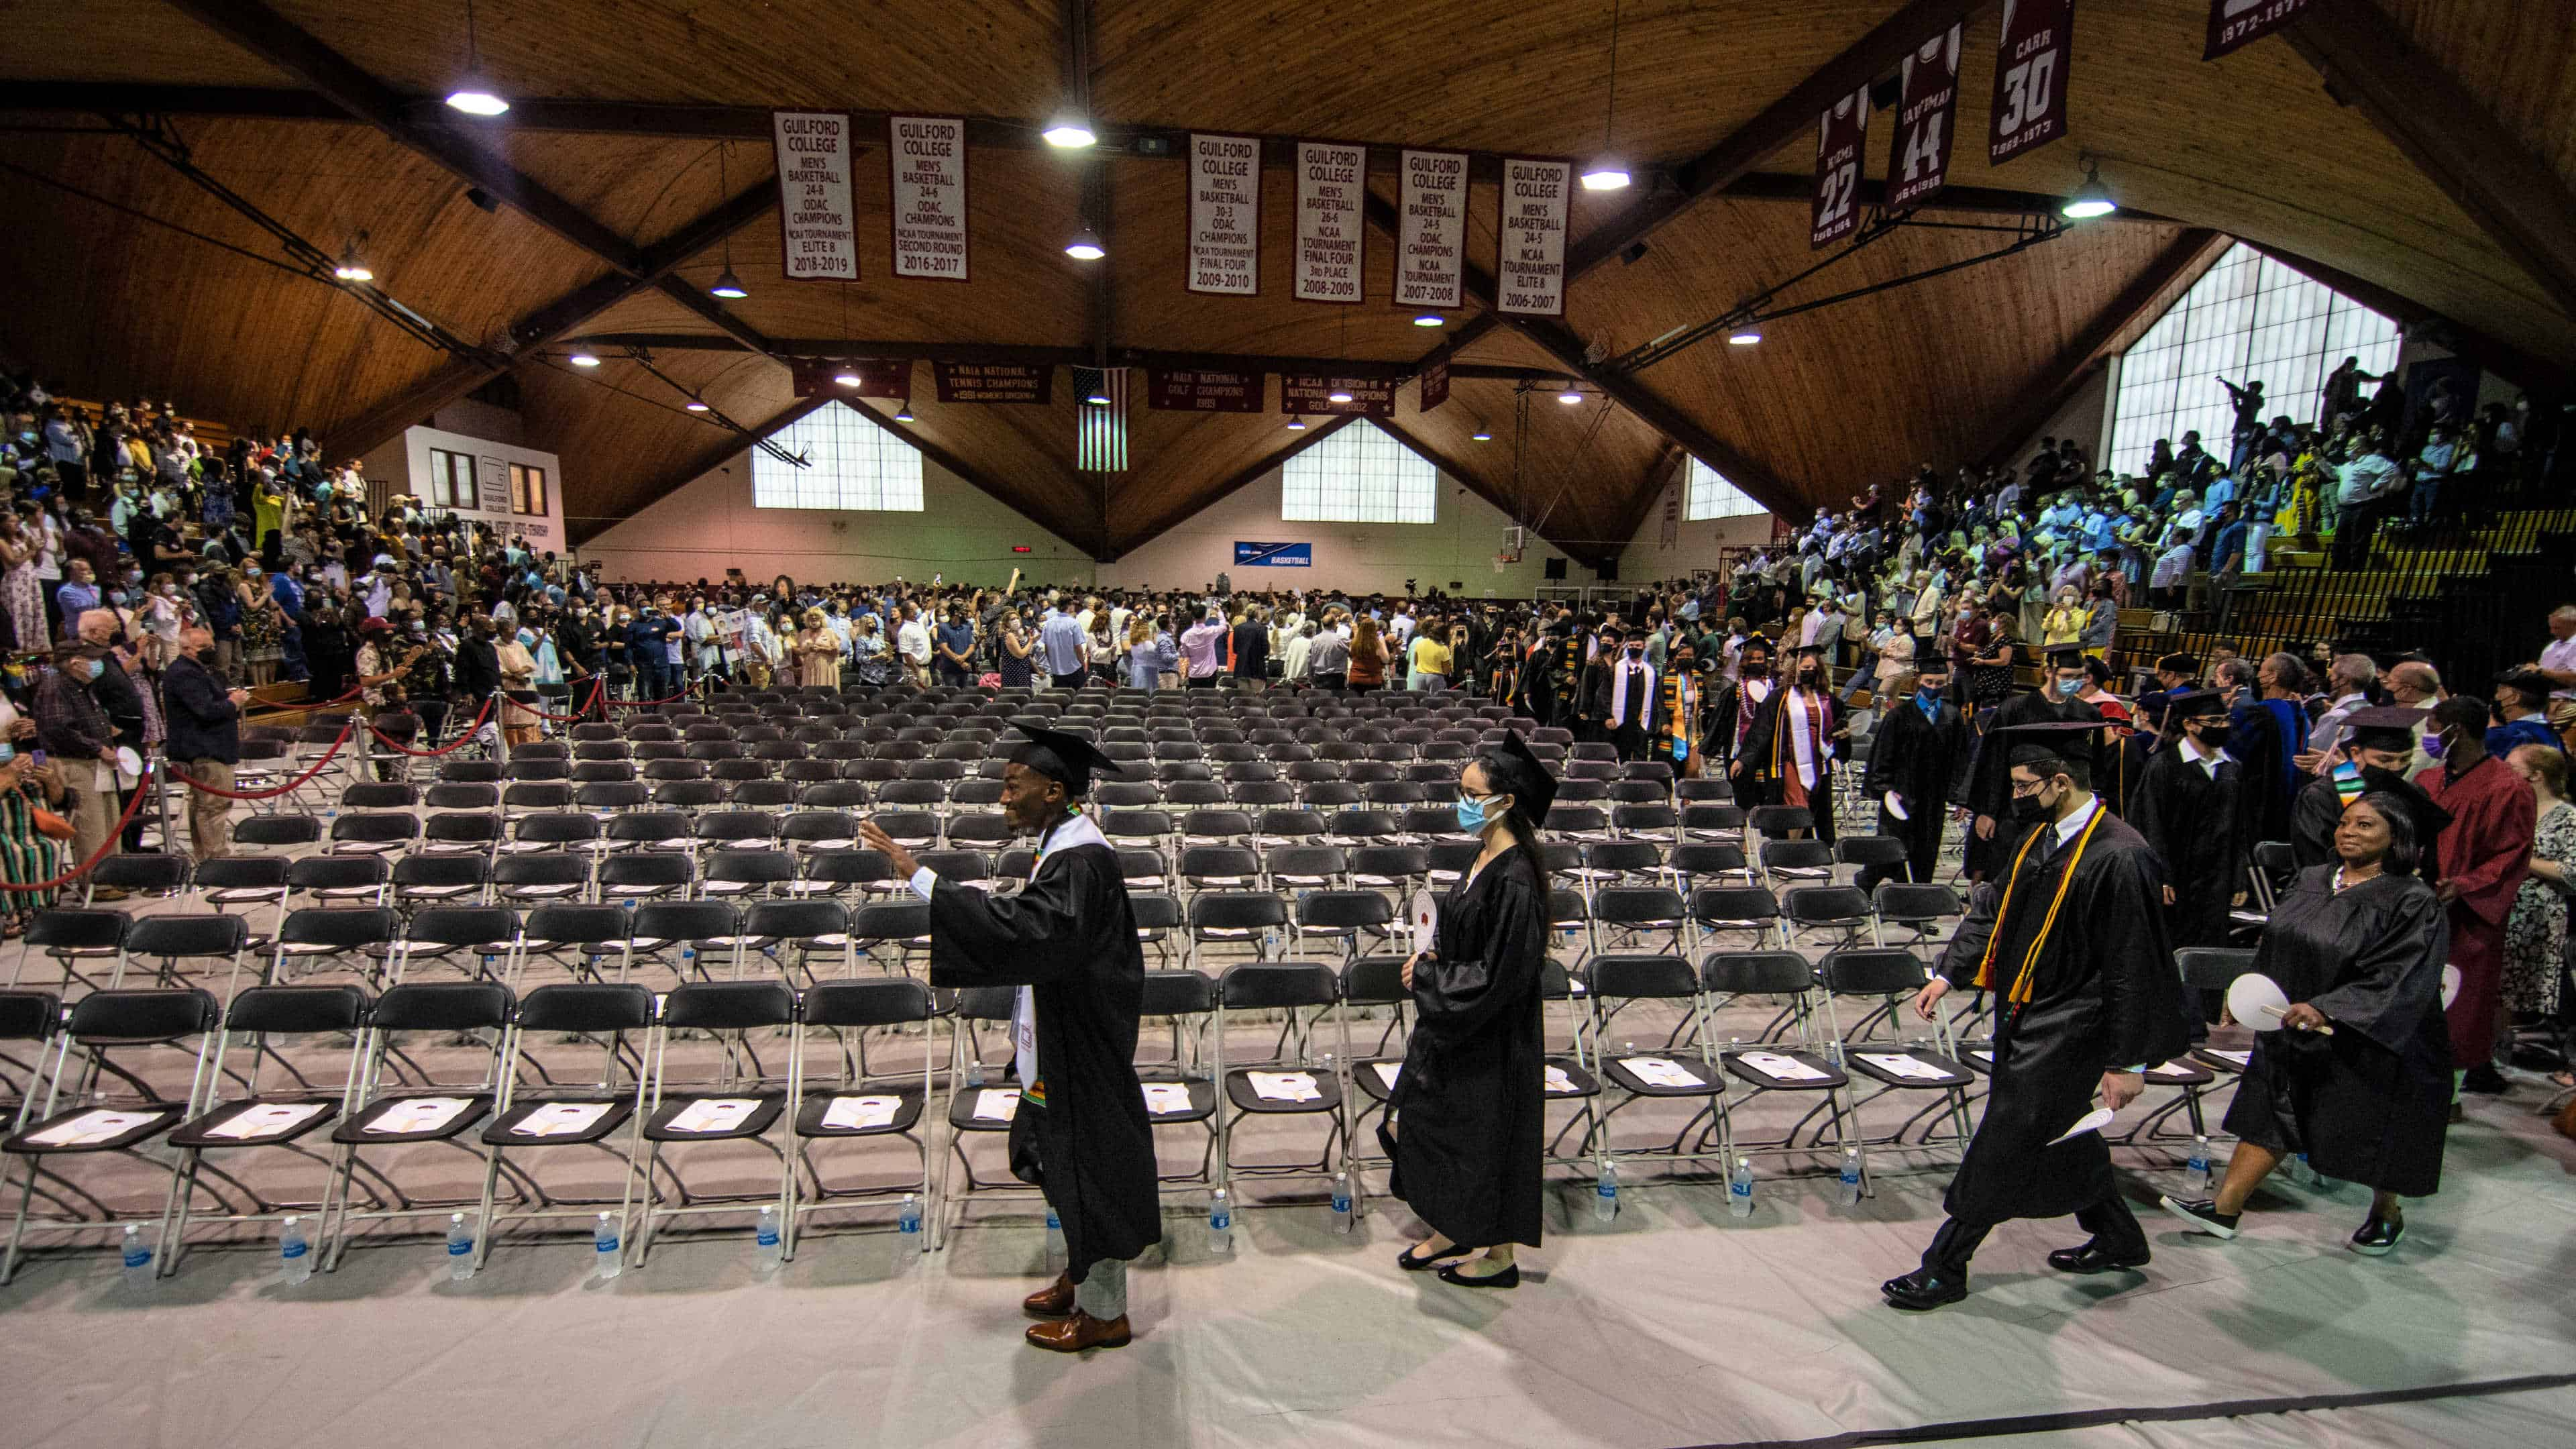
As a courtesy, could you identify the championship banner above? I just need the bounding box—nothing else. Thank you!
[1293,142,1366,303]
[1888,23,1962,209]
[1189,133,1263,295]
[1279,374,1395,418]
[1809,85,1870,248]
[1989,0,2074,165]
[1146,368,1265,412]
[1235,541,1312,568]
[772,110,859,280]
[1396,149,1469,311]
[2204,0,2310,60]
[1419,360,1450,413]
[886,115,969,282]
[932,362,1049,404]
[791,359,910,399]
[1497,157,1571,317]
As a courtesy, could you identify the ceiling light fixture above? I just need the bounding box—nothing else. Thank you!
[834,368,863,388]
[2061,158,2117,219]
[1557,386,1584,405]
[1580,0,1629,191]
[1412,312,1446,327]
[567,351,600,368]
[709,267,749,299]
[1041,113,1097,149]
[1064,225,1106,261]
[1286,415,1307,431]
[893,403,914,422]
[1087,389,1113,406]
[684,399,709,412]
[1727,327,1763,345]
[1471,429,1493,441]
[445,0,509,115]
[706,144,749,298]
[331,237,373,282]
[1328,388,1355,405]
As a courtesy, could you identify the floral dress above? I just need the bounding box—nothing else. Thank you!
[2504,798,2575,1015]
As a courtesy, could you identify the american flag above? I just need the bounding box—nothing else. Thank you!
[1076,366,1130,473]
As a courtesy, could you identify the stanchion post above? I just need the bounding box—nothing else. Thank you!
[152,755,175,861]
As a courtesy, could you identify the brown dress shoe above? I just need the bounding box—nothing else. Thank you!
[1022,1273,1075,1318]
[1025,1309,1132,1352]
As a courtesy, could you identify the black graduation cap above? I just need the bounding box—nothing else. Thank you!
[2165,688,2228,719]
[2043,647,2088,671]
[1992,718,2114,770]
[2343,705,2428,753]
[1006,718,1128,798]
[1489,731,1559,827]
[2155,652,2198,676]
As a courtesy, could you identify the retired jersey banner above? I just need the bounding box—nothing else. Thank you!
[1279,374,1395,418]
[1396,149,1469,311]
[886,115,968,281]
[931,362,1048,404]
[1888,23,1962,209]
[1418,360,1450,413]
[1990,0,2074,165]
[1189,133,1263,296]
[1809,86,1870,248]
[1496,157,1571,317]
[1294,142,1367,303]
[791,359,910,399]
[1146,368,1265,413]
[773,110,859,280]
[2204,0,2311,60]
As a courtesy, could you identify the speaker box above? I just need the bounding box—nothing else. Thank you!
[1544,557,1568,580]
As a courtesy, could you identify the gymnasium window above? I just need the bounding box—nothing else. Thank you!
[425,447,474,510]
[751,401,926,511]
[509,462,547,517]
[1281,420,1437,524]
[1683,457,1764,520]
[2106,242,2401,478]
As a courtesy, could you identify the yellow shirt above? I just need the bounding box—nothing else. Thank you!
[1409,637,1452,677]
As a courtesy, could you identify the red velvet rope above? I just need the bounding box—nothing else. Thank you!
[367,696,496,757]
[0,761,156,892]
[243,682,364,717]
[608,684,694,708]
[523,678,607,723]
[176,725,353,800]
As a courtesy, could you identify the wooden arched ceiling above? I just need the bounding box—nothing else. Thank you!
[2,0,2568,566]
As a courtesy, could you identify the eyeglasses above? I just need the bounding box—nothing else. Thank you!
[2008,778,2051,797]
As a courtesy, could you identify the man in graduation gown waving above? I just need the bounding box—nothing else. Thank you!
[859,723,1161,1353]
[1883,721,2186,1310]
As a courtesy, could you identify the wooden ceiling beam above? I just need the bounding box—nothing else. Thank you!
[1970,227,2231,474]
[319,180,777,458]
[1368,416,1592,564]
[568,395,826,549]
[2285,0,2576,322]
[559,333,1564,382]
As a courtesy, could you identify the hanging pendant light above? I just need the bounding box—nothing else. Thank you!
[893,402,914,422]
[1042,113,1097,149]
[1412,313,1446,327]
[1727,327,1764,345]
[707,145,749,298]
[445,0,510,115]
[567,351,600,368]
[1470,429,1493,441]
[2061,158,2118,219]
[684,398,710,413]
[1580,0,1629,191]
[1286,415,1307,431]
[1064,225,1106,260]
[331,237,373,282]
[834,367,863,388]
[1557,385,1585,405]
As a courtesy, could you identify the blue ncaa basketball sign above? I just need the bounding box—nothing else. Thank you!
[1235,541,1311,567]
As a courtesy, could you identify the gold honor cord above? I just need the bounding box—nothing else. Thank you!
[1972,807,2108,1006]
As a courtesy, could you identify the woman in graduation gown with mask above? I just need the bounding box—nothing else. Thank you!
[859,722,1161,1352]
[1383,733,1555,1289]
[2162,792,2451,1256]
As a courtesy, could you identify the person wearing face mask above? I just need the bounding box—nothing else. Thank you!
[1962,648,2105,881]
[1711,636,1774,769]
[2415,696,2535,1102]
[162,624,254,860]
[1384,734,1556,1290]
[2291,708,2451,875]
[1582,631,1658,762]
[1884,722,2184,1310]
[1859,665,1970,891]
[2126,692,2245,1036]
[1735,643,1840,844]
[33,640,126,894]
[1648,638,1716,777]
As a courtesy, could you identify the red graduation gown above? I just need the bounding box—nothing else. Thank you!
[2416,756,2534,1065]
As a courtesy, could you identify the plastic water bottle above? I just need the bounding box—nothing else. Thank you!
[1208,1188,1233,1254]
[1825,1038,1845,1067]
[898,1193,922,1239]
[2184,1135,2213,1195]
[1728,1157,1756,1218]
[1838,1149,1863,1206]
[279,1216,313,1285]
[679,945,696,972]
[121,1224,155,1289]
[753,1206,782,1273]
[965,1057,987,1089]
[445,1212,475,1280]
[592,1212,623,1279]
[1261,925,1284,958]
[1593,1159,1619,1223]
[1330,1171,1354,1233]
[1044,1208,1065,1267]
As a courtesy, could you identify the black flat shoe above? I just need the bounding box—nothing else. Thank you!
[2461,1064,2508,1095]
[1436,1260,1519,1289]
[1880,1267,1968,1310]
[1397,1242,1470,1272]
[2159,1195,2241,1239]
[2349,1216,2406,1256]
[2046,1239,2151,1275]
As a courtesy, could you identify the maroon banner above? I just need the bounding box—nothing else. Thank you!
[1279,374,1395,419]
[2204,0,2311,60]
[791,359,910,400]
[931,362,1049,404]
[1418,362,1449,413]
[1146,368,1265,413]
[1990,0,2074,165]
[1809,85,1870,248]
[1887,23,1962,209]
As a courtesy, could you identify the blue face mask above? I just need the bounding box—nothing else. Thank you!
[2056,677,2082,698]
[1917,686,1943,708]
[85,659,105,681]
[0,742,14,763]
[1456,794,1499,833]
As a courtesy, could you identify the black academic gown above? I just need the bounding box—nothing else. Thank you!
[1582,659,1657,759]
[1385,845,1549,1250]
[1935,807,2185,1224]
[2290,770,2451,885]
[2222,867,2451,1197]
[1860,696,1972,886]
[1960,692,2104,879]
[926,825,1163,1285]
[2128,744,2244,949]
[1736,684,1838,840]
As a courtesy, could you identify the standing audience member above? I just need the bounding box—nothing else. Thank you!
[162,623,250,860]
[34,639,123,896]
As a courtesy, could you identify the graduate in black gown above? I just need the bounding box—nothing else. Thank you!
[1884,722,2186,1310]
[1582,631,1658,761]
[2127,690,2245,1034]
[2290,708,2451,881]
[1961,649,2106,879]
[859,723,1161,1353]
[2163,793,2451,1256]
[1735,643,1839,843]
[1857,661,1971,891]
[1520,621,1587,730]
[1385,734,1554,1288]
